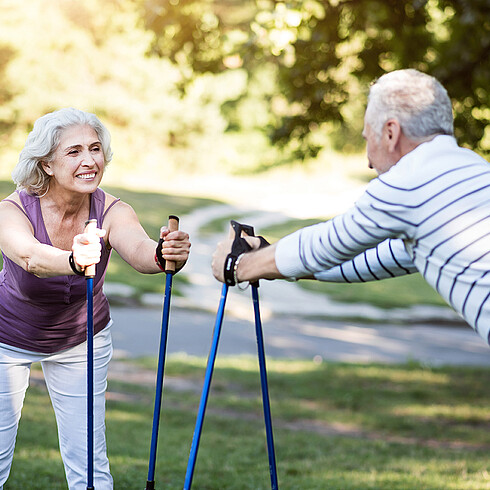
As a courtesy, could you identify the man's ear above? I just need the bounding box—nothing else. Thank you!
[384,119,402,153]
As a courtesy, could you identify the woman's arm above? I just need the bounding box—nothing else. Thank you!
[0,199,103,278]
[103,200,190,274]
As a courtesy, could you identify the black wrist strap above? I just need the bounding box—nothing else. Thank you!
[223,220,270,287]
[155,237,185,274]
[69,252,85,276]
[155,238,166,271]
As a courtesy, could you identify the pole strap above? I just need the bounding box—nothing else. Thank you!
[223,220,270,287]
[155,240,184,274]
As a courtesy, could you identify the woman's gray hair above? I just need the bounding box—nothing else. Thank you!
[365,69,454,141]
[12,108,113,196]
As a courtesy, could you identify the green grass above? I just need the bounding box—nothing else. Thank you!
[198,212,251,235]
[298,274,448,310]
[7,356,490,489]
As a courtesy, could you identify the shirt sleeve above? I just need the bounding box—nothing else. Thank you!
[275,173,418,279]
[312,238,418,283]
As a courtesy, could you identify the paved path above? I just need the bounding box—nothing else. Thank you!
[110,302,490,367]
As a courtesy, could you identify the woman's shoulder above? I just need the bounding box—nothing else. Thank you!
[0,190,31,220]
[1,190,20,204]
[0,190,27,210]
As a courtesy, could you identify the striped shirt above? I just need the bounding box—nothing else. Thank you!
[275,136,490,345]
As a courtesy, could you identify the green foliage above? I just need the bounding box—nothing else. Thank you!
[0,0,273,178]
[140,0,490,159]
[8,358,490,488]
[1,1,487,176]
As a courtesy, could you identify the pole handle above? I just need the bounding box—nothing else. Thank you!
[163,215,179,273]
[84,219,97,278]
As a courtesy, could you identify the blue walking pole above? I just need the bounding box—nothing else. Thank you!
[146,216,180,490]
[251,284,278,490]
[184,220,278,489]
[84,219,98,490]
[183,283,229,490]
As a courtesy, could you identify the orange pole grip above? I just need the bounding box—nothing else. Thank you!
[163,215,180,273]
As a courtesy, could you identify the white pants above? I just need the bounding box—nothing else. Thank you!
[0,325,113,490]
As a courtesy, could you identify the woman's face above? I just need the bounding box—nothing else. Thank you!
[42,124,105,194]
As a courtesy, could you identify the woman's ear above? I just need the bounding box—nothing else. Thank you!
[41,160,53,176]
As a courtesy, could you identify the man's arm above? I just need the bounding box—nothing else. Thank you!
[212,177,415,285]
[212,240,284,283]
[313,238,417,283]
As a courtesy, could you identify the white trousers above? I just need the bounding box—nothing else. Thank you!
[0,325,113,490]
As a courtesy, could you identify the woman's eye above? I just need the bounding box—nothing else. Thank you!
[68,150,79,155]
[91,146,101,152]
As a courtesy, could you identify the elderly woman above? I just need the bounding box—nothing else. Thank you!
[0,108,191,489]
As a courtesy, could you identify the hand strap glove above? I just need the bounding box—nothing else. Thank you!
[223,220,270,287]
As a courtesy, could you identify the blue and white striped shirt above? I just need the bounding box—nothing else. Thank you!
[275,136,490,344]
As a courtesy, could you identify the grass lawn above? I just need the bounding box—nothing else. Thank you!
[7,356,490,489]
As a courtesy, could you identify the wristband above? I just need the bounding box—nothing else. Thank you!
[234,253,250,290]
[224,253,243,286]
[69,252,85,276]
[154,253,166,271]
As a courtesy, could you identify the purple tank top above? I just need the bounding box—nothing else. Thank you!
[0,188,118,353]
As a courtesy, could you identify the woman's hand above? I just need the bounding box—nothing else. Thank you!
[72,227,106,271]
[157,226,191,271]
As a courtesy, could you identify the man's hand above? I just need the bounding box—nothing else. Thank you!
[212,234,268,283]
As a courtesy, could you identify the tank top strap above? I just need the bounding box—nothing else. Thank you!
[17,190,50,243]
[89,188,105,226]
[91,188,120,226]
[102,197,121,222]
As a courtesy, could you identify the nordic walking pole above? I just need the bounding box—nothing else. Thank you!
[183,283,228,490]
[251,284,278,490]
[84,219,97,490]
[183,224,237,490]
[146,215,180,490]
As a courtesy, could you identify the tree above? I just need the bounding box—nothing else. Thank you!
[0,43,17,140]
[138,0,490,159]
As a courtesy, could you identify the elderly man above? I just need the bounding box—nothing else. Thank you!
[212,69,490,346]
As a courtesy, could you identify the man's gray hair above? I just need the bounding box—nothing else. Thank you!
[12,108,113,196]
[365,69,454,140]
